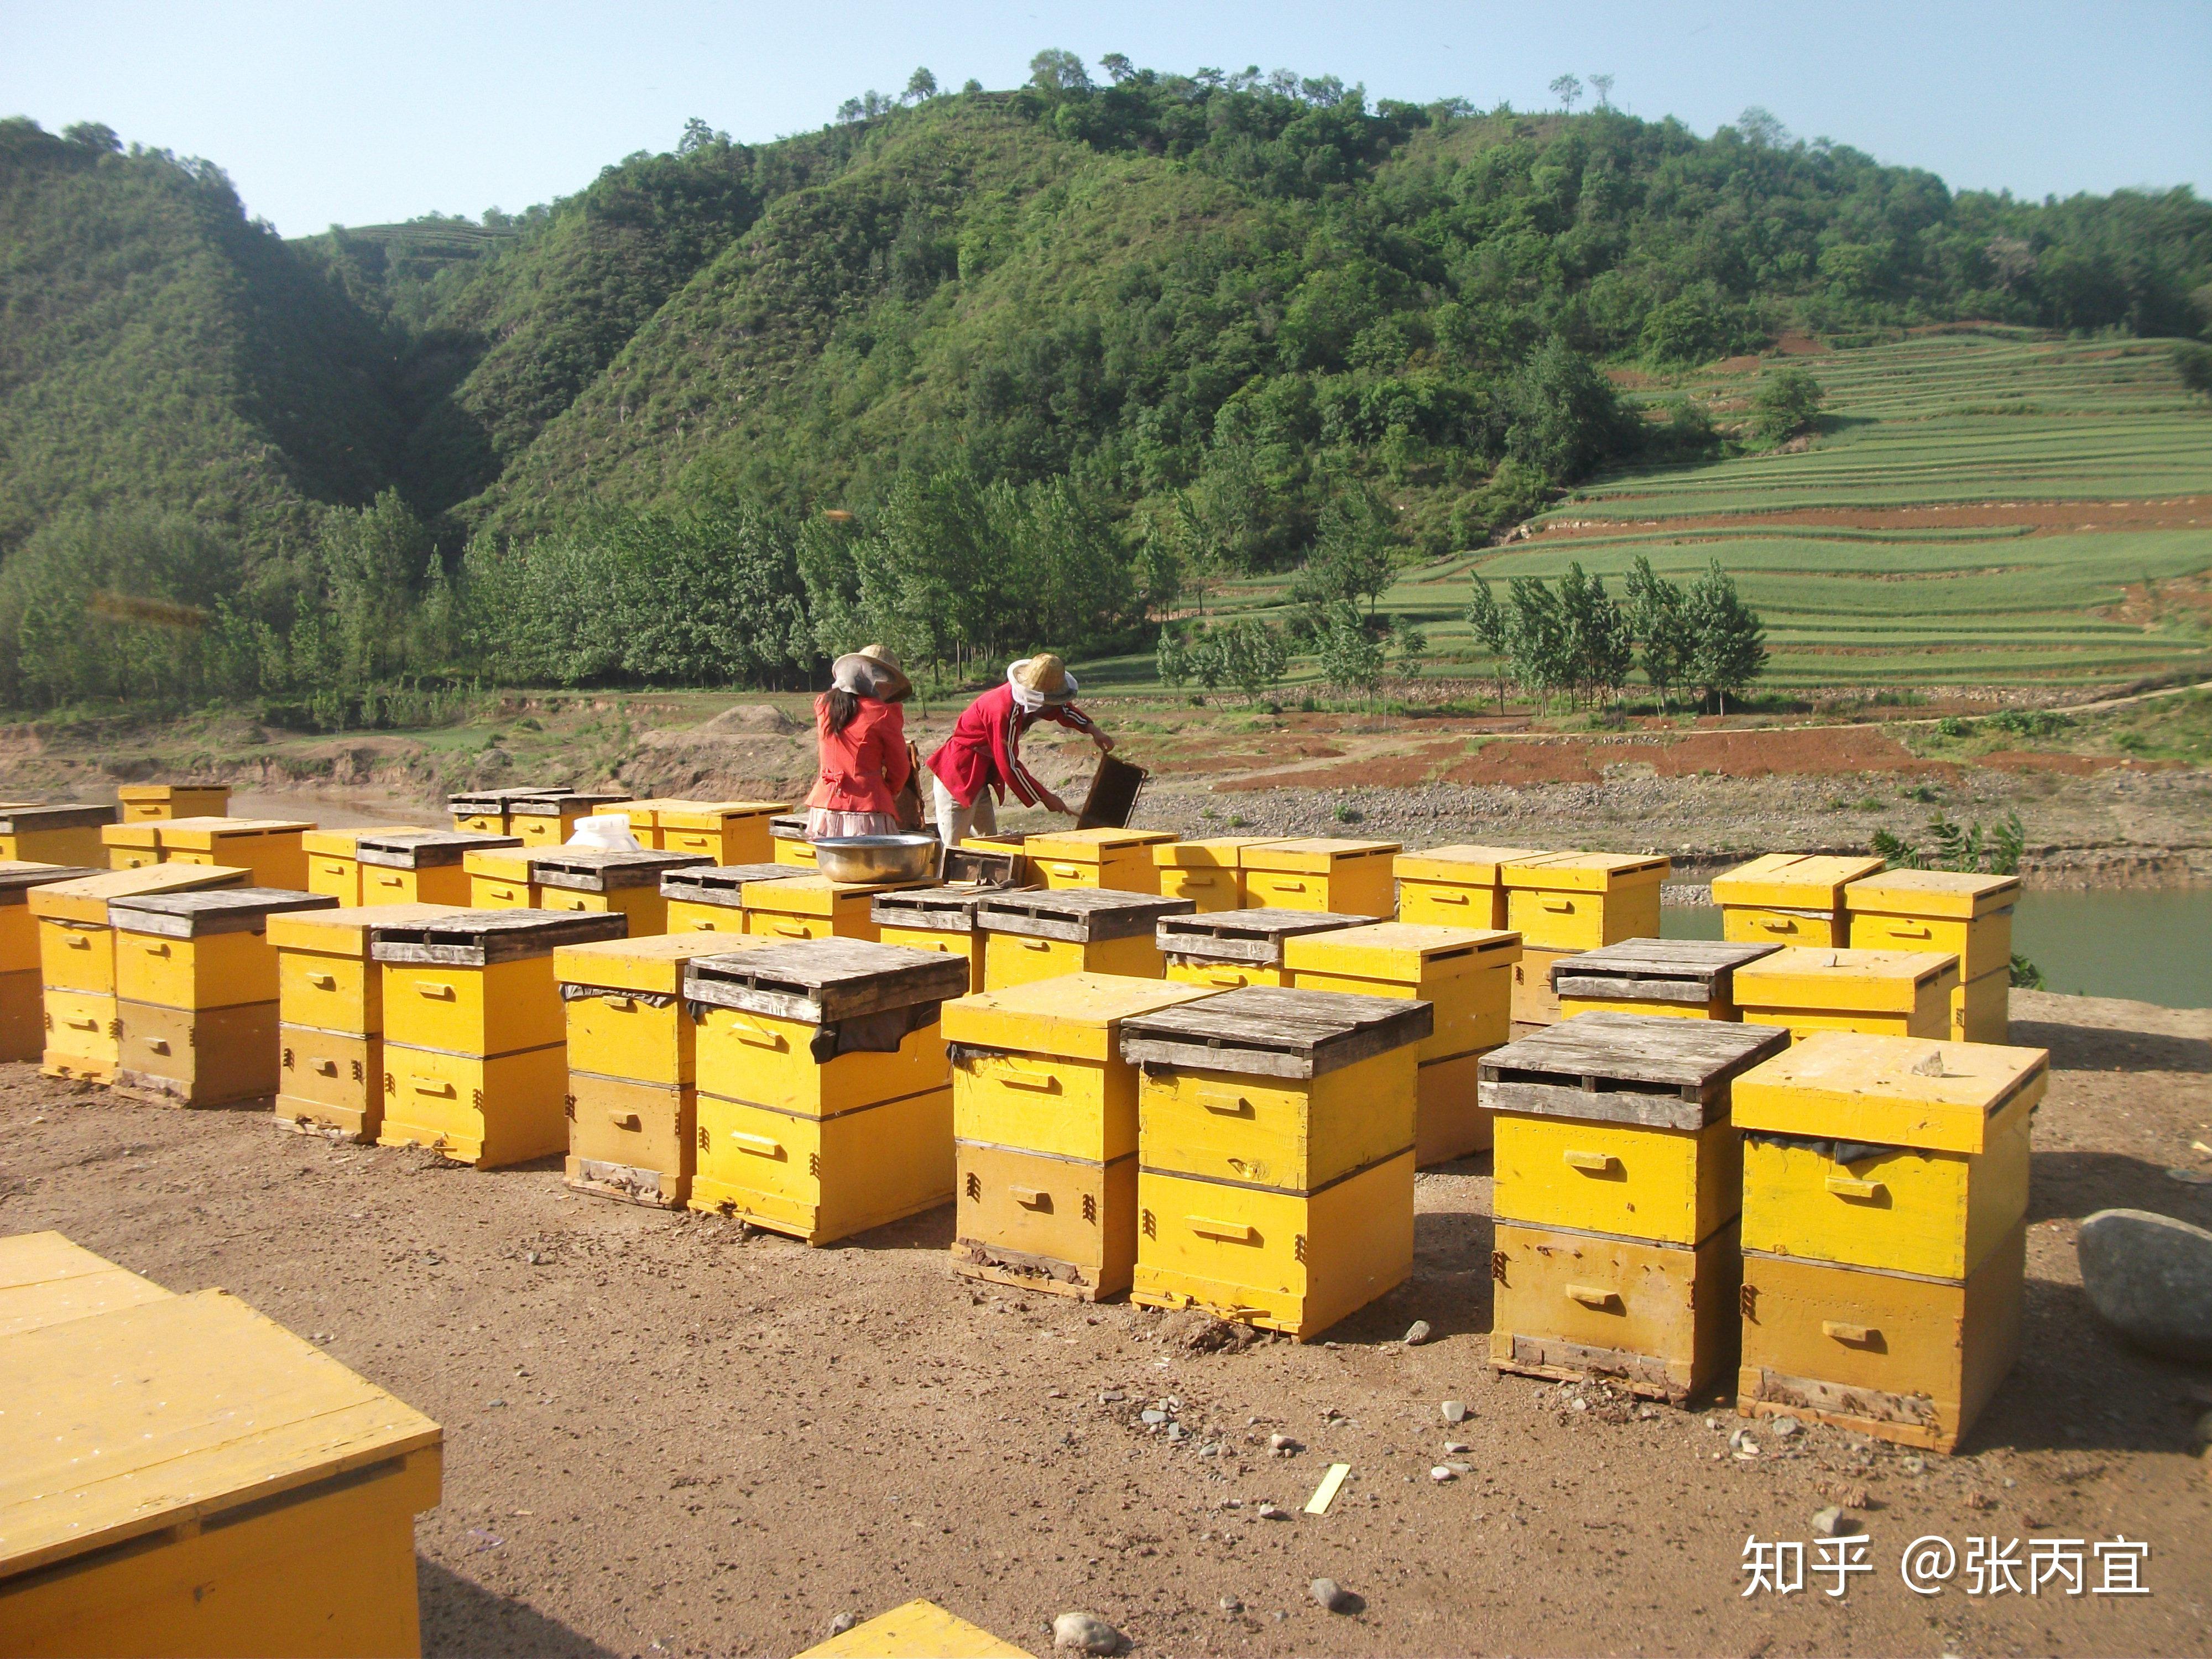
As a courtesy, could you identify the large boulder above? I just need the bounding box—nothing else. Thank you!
[2076,1209,2212,1363]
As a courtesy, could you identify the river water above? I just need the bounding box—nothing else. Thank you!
[1663,889,2212,1010]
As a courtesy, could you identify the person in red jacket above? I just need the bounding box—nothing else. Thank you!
[805,645,914,839]
[926,654,1114,849]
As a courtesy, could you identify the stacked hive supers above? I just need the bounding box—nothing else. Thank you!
[269,902,457,1140]
[873,885,1018,995]
[1392,844,1542,930]
[744,873,933,943]
[29,864,250,1082]
[1552,939,1781,1022]
[1151,837,1284,912]
[371,910,628,1167]
[116,782,231,821]
[1731,1030,2044,1451]
[943,973,1217,1300]
[1498,852,1671,1026]
[1156,906,1370,990]
[109,889,338,1107]
[1732,947,1960,1041]
[1712,853,1886,948]
[137,817,312,889]
[975,889,1193,988]
[1284,922,1521,1164]
[770,813,819,867]
[1238,837,1400,917]
[0,863,100,1060]
[684,941,968,1244]
[1120,985,1432,1339]
[507,791,634,847]
[1481,1012,1791,1401]
[464,847,542,908]
[357,830,518,906]
[0,805,115,869]
[1844,868,2020,1044]
[625,799,785,863]
[661,863,790,933]
[530,847,708,934]
[1025,827,1178,893]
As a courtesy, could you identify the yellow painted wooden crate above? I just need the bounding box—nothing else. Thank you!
[0,864,100,1063]
[661,862,791,934]
[1845,868,2018,1046]
[1712,853,1885,949]
[29,864,250,1083]
[0,1231,172,1339]
[0,804,115,869]
[975,888,1192,989]
[943,972,1218,1299]
[0,1281,441,1658]
[1733,1029,2046,1277]
[1953,964,2010,1045]
[1285,921,1522,1165]
[116,782,231,822]
[1239,837,1400,917]
[873,885,1022,995]
[101,820,165,870]
[744,873,934,943]
[371,909,627,1167]
[1122,985,1430,1339]
[446,786,561,836]
[464,846,541,908]
[1551,938,1781,1022]
[303,828,366,904]
[1159,905,1371,992]
[796,1598,1030,1659]
[1510,945,1574,1028]
[1394,844,1545,930]
[685,940,968,1243]
[279,1025,382,1140]
[154,817,312,890]
[506,790,633,847]
[113,999,283,1108]
[644,799,785,864]
[531,847,709,936]
[1733,946,1960,1041]
[1491,1219,1742,1403]
[770,813,820,867]
[1025,827,1178,894]
[1152,836,1284,911]
[1500,851,1670,952]
[357,829,518,906]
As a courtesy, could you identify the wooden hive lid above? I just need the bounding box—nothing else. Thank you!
[1240,836,1402,872]
[115,782,227,804]
[265,902,463,957]
[1153,836,1284,869]
[155,816,312,844]
[1842,867,2021,918]
[368,907,628,964]
[1158,907,1373,966]
[0,1233,172,1340]
[26,864,250,923]
[1500,850,1671,890]
[0,1288,442,1580]
[1393,843,1546,883]
[358,829,523,868]
[1731,946,1960,1011]
[461,847,540,880]
[1477,1011,1790,1130]
[0,862,102,904]
[0,803,116,832]
[654,799,786,828]
[508,791,634,816]
[941,844,1026,887]
[533,848,712,892]
[109,887,337,937]
[660,863,790,904]
[446,787,566,814]
[1119,984,1433,1079]
[1025,827,1178,859]
[555,930,773,994]
[1284,920,1522,979]
[871,884,1027,933]
[742,874,936,915]
[1548,938,1782,1004]
[975,887,1195,943]
[1730,1029,2050,1153]
[1710,852,1886,910]
[941,972,1219,1059]
[683,938,968,1022]
[769,813,810,839]
[795,1598,1030,1659]
[300,828,363,857]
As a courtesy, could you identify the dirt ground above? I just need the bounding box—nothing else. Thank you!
[4,990,2208,1658]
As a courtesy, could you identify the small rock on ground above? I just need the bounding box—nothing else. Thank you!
[1311,1578,1364,1614]
[1053,1611,1126,1654]
[2077,1208,2212,1362]
[1441,1399,1469,1424]
[1811,1506,1856,1537]
[1404,1319,1432,1345]
[827,1613,857,1637]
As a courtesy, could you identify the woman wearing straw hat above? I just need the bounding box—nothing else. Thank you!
[805,645,916,840]
[925,653,1114,849]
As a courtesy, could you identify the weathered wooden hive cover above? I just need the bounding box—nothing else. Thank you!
[356,829,522,868]
[531,847,711,892]
[368,909,627,965]
[1118,984,1433,1079]
[1549,938,1781,1004]
[1478,1010,1790,1129]
[683,938,969,1025]
[975,888,1193,943]
[1155,906,1371,966]
[107,888,336,937]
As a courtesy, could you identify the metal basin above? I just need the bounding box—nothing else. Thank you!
[812,833,940,885]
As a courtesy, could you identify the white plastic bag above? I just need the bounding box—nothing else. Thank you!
[565,812,643,852]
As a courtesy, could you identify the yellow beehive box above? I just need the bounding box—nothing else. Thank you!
[1733,1022,2044,1163]
[371,909,628,1167]
[530,847,708,936]
[942,838,1029,888]
[1394,844,1545,930]
[116,782,231,821]
[796,1599,1030,1659]
[0,804,115,868]
[1733,946,1959,1041]
[685,941,967,1243]
[1151,837,1285,911]
[506,790,633,847]
[661,862,790,934]
[1712,853,1885,948]
[1285,921,1523,1165]
[1121,985,1431,1339]
[942,973,1219,1299]
[1844,868,2020,1044]
[0,864,100,1062]
[101,818,165,870]
[555,932,771,1209]
[976,889,1193,988]
[1158,906,1371,991]
[618,797,692,838]
[1500,851,1669,952]
[0,1232,173,1338]
[770,812,820,868]
[463,846,542,908]
[356,829,518,906]
[0,1282,441,1658]
[743,873,933,943]
[1552,938,1781,1022]
[154,816,312,890]
[872,884,1022,995]
[645,799,785,864]
[1026,827,1178,894]
[29,864,250,1083]
[1239,837,1399,917]
[303,828,367,904]
[446,787,561,836]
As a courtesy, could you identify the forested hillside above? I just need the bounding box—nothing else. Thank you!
[2,58,2208,713]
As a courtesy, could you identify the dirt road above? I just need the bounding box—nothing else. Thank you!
[4,991,2208,1658]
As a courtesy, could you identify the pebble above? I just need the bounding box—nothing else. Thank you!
[1728,1427,1760,1459]
[1311,1578,1362,1614]
[1257,1504,1287,1520]
[1901,1456,1927,1476]
[1404,1320,1432,1346]
[1218,1596,1243,1615]
[827,1613,857,1637]
[1140,1408,1168,1425]
[1269,1433,1300,1452]
[1443,1441,1472,1454]
[1052,1611,1125,1654]
[1100,1391,1125,1404]
[1568,1397,1589,1414]
[1441,1400,1469,1425]
[1770,1415,1803,1439]
[1430,1465,1457,1482]
[1166,1423,1187,1441]
[1811,1506,1855,1538]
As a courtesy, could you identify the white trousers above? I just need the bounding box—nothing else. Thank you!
[930,777,997,849]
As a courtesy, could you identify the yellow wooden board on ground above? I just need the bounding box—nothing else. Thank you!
[795,1599,1030,1658]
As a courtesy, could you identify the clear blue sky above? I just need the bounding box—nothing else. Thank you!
[3,0,2205,237]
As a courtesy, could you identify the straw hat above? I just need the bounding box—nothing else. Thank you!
[1009,654,1078,705]
[830,643,911,701]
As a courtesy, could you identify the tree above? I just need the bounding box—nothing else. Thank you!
[1030,49,1092,92]
[904,68,938,103]
[1289,478,1402,624]
[676,118,728,153]
[1317,604,1385,701]
[1589,74,1615,111]
[2177,342,2212,403]
[1464,575,1510,711]
[1186,618,1287,705]
[1751,366,1825,443]
[1557,562,1631,707]
[1550,75,1583,112]
[1099,53,1136,84]
[1736,106,1789,148]
[1506,577,1569,711]
[1509,340,1632,482]
[1624,556,1693,712]
[1684,559,1767,714]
